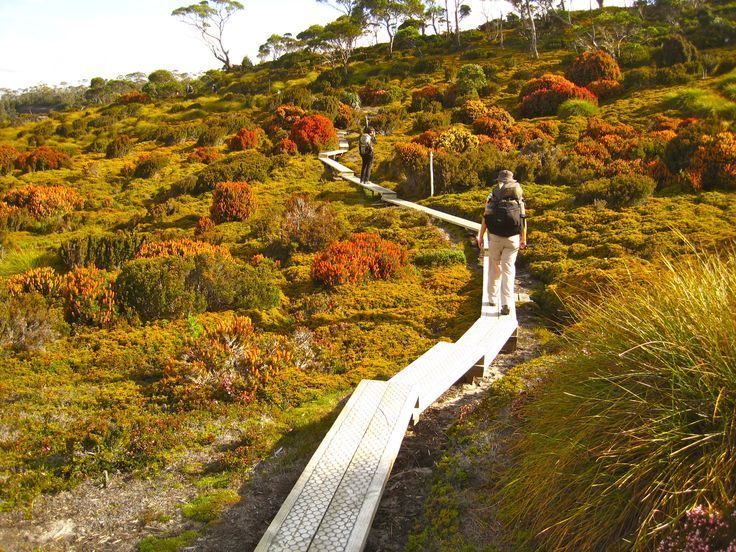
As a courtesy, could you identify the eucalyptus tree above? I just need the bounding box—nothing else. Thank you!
[298,16,365,74]
[171,0,244,71]
[510,0,540,58]
[361,0,424,55]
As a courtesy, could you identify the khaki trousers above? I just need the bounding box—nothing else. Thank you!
[486,233,520,308]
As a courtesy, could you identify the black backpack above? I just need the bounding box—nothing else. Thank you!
[484,197,523,237]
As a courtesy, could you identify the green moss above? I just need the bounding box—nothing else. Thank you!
[181,489,240,523]
[138,530,198,552]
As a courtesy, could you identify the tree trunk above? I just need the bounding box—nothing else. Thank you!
[455,2,461,47]
[597,0,603,7]
[444,0,451,34]
[525,0,539,59]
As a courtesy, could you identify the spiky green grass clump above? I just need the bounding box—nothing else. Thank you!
[500,249,736,551]
[664,87,736,119]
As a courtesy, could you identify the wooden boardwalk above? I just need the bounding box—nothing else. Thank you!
[256,132,517,551]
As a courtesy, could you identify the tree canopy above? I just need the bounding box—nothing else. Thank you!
[172,0,244,71]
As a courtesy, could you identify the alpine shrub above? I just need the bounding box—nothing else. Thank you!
[116,255,203,321]
[311,233,408,287]
[228,127,265,151]
[575,174,656,207]
[412,248,466,267]
[586,79,623,100]
[16,146,71,172]
[289,114,338,153]
[59,232,146,270]
[0,290,66,352]
[4,185,83,219]
[6,267,62,298]
[136,238,231,259]
[196,150,272,192]
[161,316,292,406]
[210,181,256,223]
[273,138,298,155]
[567,50,622,86]
[187,147,222,164]
[519,74,597,118]
[62,266,117,326]
[117,91,151,104]
[272,104,306,132]
[132,153,169,178]
[280,194,348,252]
[0,144,19,175]
[654,35,698,67]
[410,85,445,112]
[686,131,736,191]
[106,135,134,158]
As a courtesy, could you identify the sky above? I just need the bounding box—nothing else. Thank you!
[0,0,629,91]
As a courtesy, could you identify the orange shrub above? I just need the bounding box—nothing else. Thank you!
[473,116,512,138]
[117,91,151,104]
[359,86,387,106]
[187,147,222,164]
[289,114,338,154]
[586,79,623,100]
[394,141,431,192]
[412,130,442,148]
[650,115,683,132]
[3,185,83,219]
[210,181,256,223]
[603,158,645,177]
[7,267,62,297]
[334,102,355,129]
[137,238,231,259]
[160,316,293,406]
[687,131,736,191]
[194,216,216,238]
[62,266,116,326]
[273,138,298,155]
[16,146,71,172]
[519,74,597,118]
[272,104,306,131]
[477,134,515,152]
[599,134,632,158]
[411,85,444,106]
[0,144,19,175]
[573,138,611,161]
[228,127,265,151]
[0,202,23,230]
[585,117,636,140]
[485,106,516,125]
[311,232,408,288]
[567,50,622,86]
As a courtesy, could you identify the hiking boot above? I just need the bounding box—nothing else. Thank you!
[500,305,510,316]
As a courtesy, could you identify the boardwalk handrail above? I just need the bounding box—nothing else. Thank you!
[256,132,517,551]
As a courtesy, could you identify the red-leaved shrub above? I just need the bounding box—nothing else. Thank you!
[16,146,71,172]
[567,50,622,86]
[289,114,338,154]
[187,147,222,164]
[311,233,408,287]
[3,185,83,219]
[273,138,298,155]
[210,181,256,222]
[519,74,597,118]
[228,127,265,151]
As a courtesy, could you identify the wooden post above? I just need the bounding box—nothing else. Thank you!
[429,151,435,197]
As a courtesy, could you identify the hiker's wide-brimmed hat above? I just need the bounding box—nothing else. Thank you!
[496,169,517,184]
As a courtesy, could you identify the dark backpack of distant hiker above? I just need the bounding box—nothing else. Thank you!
[484,193,523,237]
[359,133,374,156]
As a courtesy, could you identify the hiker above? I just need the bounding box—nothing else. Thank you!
[477,169,527,316]
[358,127,376,184]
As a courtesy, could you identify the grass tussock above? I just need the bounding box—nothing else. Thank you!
[500,249,736,551]
[664,87,736,119]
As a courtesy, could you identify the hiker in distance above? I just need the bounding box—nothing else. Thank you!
[477,169,527,316]
[359,126,376,184]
